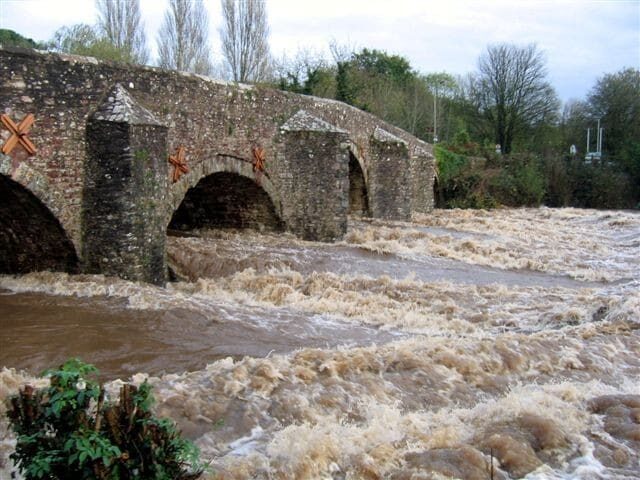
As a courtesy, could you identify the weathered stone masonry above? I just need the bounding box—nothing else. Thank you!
[83,84,168,285]
[0,46,435,283]
[278,110,350,241]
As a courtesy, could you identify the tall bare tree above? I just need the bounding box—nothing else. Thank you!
[469,43,559,154]
[96,0,149,64]
[220,0,270,83]
[157,0,212,75]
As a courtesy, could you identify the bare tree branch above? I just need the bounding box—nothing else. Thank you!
[469,43,559,153]
[96,0,149,64]
[220,0,270,83]
[157,0,212,75]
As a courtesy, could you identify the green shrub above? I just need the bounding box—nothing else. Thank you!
[434,144,468,184]
[6,359,204,479]
[571,163,634,209]
[435,145,473,207]
[542,156,573,207]
[435,146,548,208]
[489,160,546,207]
[442,129,482,156]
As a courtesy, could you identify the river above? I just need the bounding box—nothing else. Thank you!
[1,208,639,479]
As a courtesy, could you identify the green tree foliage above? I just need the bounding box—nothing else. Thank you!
[336,49,412,110]
[351,48,414,84]
[336,48,439,137]
[558,100,590,154]
[276,47,472,142]
[11,1,148,65]
[490,155,546,206]
[543,157,634,209]
[276,47,436,138]
[570,162,634,208]
[434,146,496,208]
[587,68,640,200]
[424,72,459,143]
[6,359,204,479]
[276,52,336,97]
[400,75,434,138]
[274,42,636,210]
[435,146,546,208]
[48,24,136,63]
[0,29,42,49]
[303,65,336,98]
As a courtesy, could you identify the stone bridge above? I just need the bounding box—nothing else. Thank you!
[0,46,435,285]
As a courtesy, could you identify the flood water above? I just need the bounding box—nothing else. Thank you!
[1,208,639,479]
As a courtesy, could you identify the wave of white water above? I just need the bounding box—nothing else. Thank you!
[1,208,638,479]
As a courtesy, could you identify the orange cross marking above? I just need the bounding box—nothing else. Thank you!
[252,146,265,172]
[1,113,37,155]
[168,145,189,183]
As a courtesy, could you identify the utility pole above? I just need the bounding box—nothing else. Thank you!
[433,86,438,143]
[597,119,603,154]
[586,127,590,156]
[585,119,604,163]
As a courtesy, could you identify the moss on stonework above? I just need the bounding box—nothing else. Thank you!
[134,149,150,163]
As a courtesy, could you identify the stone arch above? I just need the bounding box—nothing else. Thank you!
[0,157,67,229]
[0,171,79,273]
[166,155,284,232]
[347,145,370,217]
[348,142,368,185]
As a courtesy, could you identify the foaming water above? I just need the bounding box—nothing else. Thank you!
[168,229,603,288]
[1,208,639,479]
[408,208,640,282]
[0,285,399,379]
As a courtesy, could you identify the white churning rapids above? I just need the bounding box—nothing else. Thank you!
[1,208,639,479]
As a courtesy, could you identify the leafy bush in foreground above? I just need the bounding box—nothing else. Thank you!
[6,359,203,479]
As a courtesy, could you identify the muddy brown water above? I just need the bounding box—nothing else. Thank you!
[0,236,591,381]
[1,208,639,479]
[0,289,400,379]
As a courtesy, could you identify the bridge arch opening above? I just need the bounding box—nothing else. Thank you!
[348,151,370,217]
[168,172,284,233]
[0,174,78,274]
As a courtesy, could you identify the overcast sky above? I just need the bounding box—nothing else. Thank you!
[1,0,639,102]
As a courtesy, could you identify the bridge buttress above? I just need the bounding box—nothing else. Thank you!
[410,147,437,214]
[367,127,412,220]
[82,84,168,285]
[278,110,349,242]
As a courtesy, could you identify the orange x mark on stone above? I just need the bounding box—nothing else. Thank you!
[169,145,189,182]
[252,146,265,172]
[1,113,37,155]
